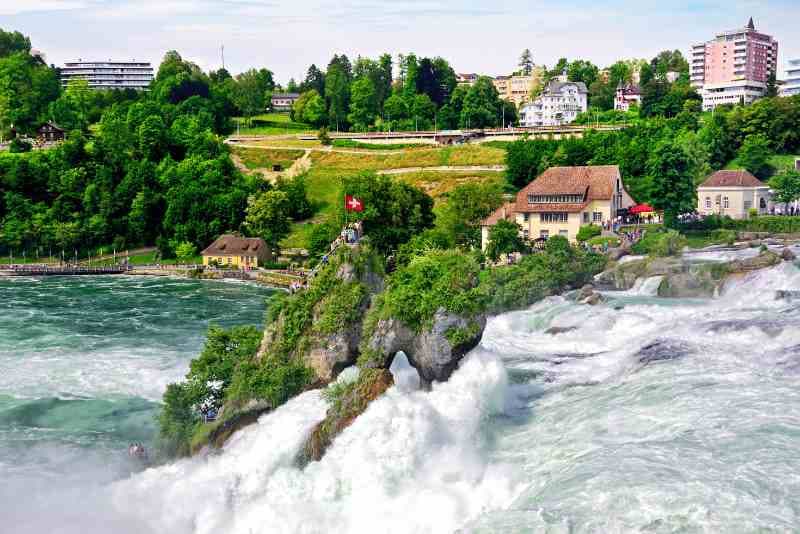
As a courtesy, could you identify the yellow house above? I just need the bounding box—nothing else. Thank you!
[201,234,273,269]
[481,165,635,248]
[697,170,771,220]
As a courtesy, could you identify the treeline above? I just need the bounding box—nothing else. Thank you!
[507,94,800,225]
[290,53,517,132]
[0,40,265,256]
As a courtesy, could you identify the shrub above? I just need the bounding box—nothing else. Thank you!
[748,208,759,219]
[381,249,486,332]
[318,127,332,146]
[587,236,620,247]
[712,229,736,245]
[576,224,602,242]
[649,230,687,257]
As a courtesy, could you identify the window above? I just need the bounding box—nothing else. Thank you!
[715,195,721,207]
[583,212,590,223]
[705,197,711,209]
[523,213,530,222]
[723,197,729,209]
[760,197,767,209]
[540,213,568,223]
[559,230,569,237]
[592,212,602,222]
[744,200,752,210]
[540,230,549,239]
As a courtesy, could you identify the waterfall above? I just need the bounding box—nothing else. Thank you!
[629,275,664,296]
[8,263,800,533]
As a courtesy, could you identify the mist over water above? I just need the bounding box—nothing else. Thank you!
[6,261,800,533]
[0,276,276,533]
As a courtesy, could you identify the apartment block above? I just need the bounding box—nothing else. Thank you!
[61,60,154,91]
[691,18,778,110]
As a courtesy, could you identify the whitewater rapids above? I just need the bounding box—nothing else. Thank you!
[9,261,800,533]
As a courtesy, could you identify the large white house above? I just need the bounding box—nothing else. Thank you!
[519,79,588,127]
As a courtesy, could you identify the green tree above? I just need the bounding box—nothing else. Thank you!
[519,49,534,75]
[486,219,524,262]
[436,182,504,247]
[737,134,773,179]
[292,89,326,127]
[325,57,351,131]
[234,69,270,125]
[0,30,31,57]
[175,241,197,263]
[347,77,378,130]
[461,76,501,129]
[770,169,800,206]
[245,190,291,249]
[567,60,599,88]
[648,142,696,227]
[338,172,435,252]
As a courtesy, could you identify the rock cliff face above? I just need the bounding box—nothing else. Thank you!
[362,309,486,388]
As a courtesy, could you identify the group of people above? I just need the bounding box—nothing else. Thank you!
[621,228,644,245]
[331,221,364,252]
[289,279,308,294]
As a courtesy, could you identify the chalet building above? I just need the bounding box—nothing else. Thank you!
[271,93,300,112]
[37,122,65,143]
[481,165,635,248]
[201,234,273,269]
[614,82,641,111]
[697,170,770,219]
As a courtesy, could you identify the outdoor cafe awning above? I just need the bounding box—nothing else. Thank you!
[629,203,655,215]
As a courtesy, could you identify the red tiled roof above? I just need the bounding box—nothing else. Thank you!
[515,166,621,213]
[699,170,767,188]
[481,202,516,226]
[201,234,269,256]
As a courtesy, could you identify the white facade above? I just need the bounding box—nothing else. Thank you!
[697,186,771,219]
[782,59,800,97]
[701,80,767,110]
[61,61,153,91]
[519,81,587,127]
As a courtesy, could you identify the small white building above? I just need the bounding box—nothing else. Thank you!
[697,170,770,219]
[271,93,300,112]
[519,80,588,127]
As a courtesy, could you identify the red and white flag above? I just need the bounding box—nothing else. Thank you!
[345,195,364,212]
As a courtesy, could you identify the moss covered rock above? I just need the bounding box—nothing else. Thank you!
[297,368,394,466]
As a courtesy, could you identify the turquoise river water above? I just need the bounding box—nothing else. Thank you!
[4,258,800,533]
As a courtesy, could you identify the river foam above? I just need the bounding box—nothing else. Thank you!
[7,264,800,532]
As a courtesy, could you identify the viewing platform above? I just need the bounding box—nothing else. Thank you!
[0,265,130,276]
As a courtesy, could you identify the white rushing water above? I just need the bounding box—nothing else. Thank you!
[9,263,800,533]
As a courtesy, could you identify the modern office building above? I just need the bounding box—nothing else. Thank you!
[60,60,154,91]
[782,59,800,97]
[690,18,778,110]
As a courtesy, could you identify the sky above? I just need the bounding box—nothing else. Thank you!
[3,0,799,84]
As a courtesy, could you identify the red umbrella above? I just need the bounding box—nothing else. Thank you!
[629,204,654,215]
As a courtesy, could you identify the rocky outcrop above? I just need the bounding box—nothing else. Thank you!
[297,369,394,466]
[362,309,486,388]
[575,284,605,305]
[595,250,782,298]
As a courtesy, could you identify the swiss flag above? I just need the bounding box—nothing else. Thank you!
[345,195,364,212]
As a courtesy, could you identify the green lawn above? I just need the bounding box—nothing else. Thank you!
[280,168,343,250]
[231,146,305,171]
[235,113,315,136]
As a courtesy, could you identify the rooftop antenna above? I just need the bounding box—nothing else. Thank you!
[221,45,225,70]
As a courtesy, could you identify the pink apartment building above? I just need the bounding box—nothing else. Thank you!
[691,18,778,110]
